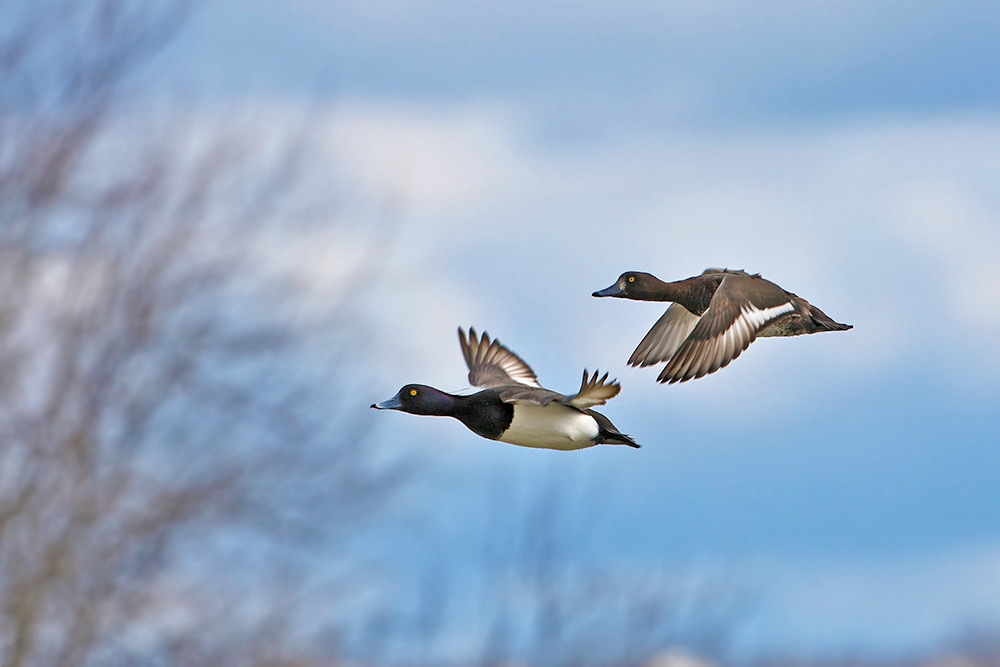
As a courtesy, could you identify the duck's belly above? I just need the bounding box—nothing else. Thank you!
[758,314,809,337]
[498,403,599,451]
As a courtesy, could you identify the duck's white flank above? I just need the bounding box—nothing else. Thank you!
[499,403,600,451]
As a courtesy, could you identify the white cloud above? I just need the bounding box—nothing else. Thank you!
[325,101,531,216]
[294,102,1000,405]
[888,179,1000,329]
[192,98,999,421]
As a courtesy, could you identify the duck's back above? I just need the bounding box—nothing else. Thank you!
[676,271,732,315]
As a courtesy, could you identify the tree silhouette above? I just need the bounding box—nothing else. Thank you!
[0,2,401,665]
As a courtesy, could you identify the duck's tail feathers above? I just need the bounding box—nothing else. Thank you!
[604,434,640,449]
[809,304,853,331]
[586,409,640,448]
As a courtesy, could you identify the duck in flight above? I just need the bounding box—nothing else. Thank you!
[593,269,852,384]
[371,327,638,450]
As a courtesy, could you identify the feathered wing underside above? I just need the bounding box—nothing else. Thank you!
[628,304,701,368]
[657,276,795,384]
[565,369,620,409]
[458,327,541,388]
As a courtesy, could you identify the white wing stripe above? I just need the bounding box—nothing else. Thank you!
[740,302,794,329]
[724,326,737,366]
[659,299,795,383]
[714,302,790,350]
[715,330,727,372]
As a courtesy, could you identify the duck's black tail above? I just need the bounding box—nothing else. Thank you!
[604,433,640,449]
[809,304,853,332]
[588,409,640,448]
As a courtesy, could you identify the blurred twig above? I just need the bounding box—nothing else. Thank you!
[0,2,405,666]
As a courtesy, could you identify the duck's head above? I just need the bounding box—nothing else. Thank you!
[592,271,660,299]
[370,384,454,415]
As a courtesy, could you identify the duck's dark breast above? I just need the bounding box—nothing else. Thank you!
[679,276,726,315]
[454,391,515,440]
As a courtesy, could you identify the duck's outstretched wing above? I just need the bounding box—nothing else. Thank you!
[458,327,542,388]
[492,368,619,408]
[564,369,621,409]
[628,304,701,368]
[657,275,795,384]
[492,384,565,406]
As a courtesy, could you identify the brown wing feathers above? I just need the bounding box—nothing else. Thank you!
[458,327,541,388]
[458,328,622,408]
[566,369,621,408]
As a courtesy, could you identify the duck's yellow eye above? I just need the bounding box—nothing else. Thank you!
[410,389,418,396]
[628,276,635,283]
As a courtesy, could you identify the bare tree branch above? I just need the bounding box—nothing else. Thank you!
[0,2,404,665]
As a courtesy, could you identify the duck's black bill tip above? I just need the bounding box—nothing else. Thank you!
[593,284,623,298]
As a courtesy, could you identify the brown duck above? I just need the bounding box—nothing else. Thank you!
[593,269,852,384]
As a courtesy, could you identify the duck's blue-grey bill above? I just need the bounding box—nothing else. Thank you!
[371,393,403,410]
[592,283,624,297]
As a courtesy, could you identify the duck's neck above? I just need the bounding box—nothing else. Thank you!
[431,391,497,421]
[637,275,682,302]
[635,274,718,315]
[451,390,514,440]
[414,387,461,417]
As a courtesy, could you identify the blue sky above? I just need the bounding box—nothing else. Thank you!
[159,0,1000,657]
